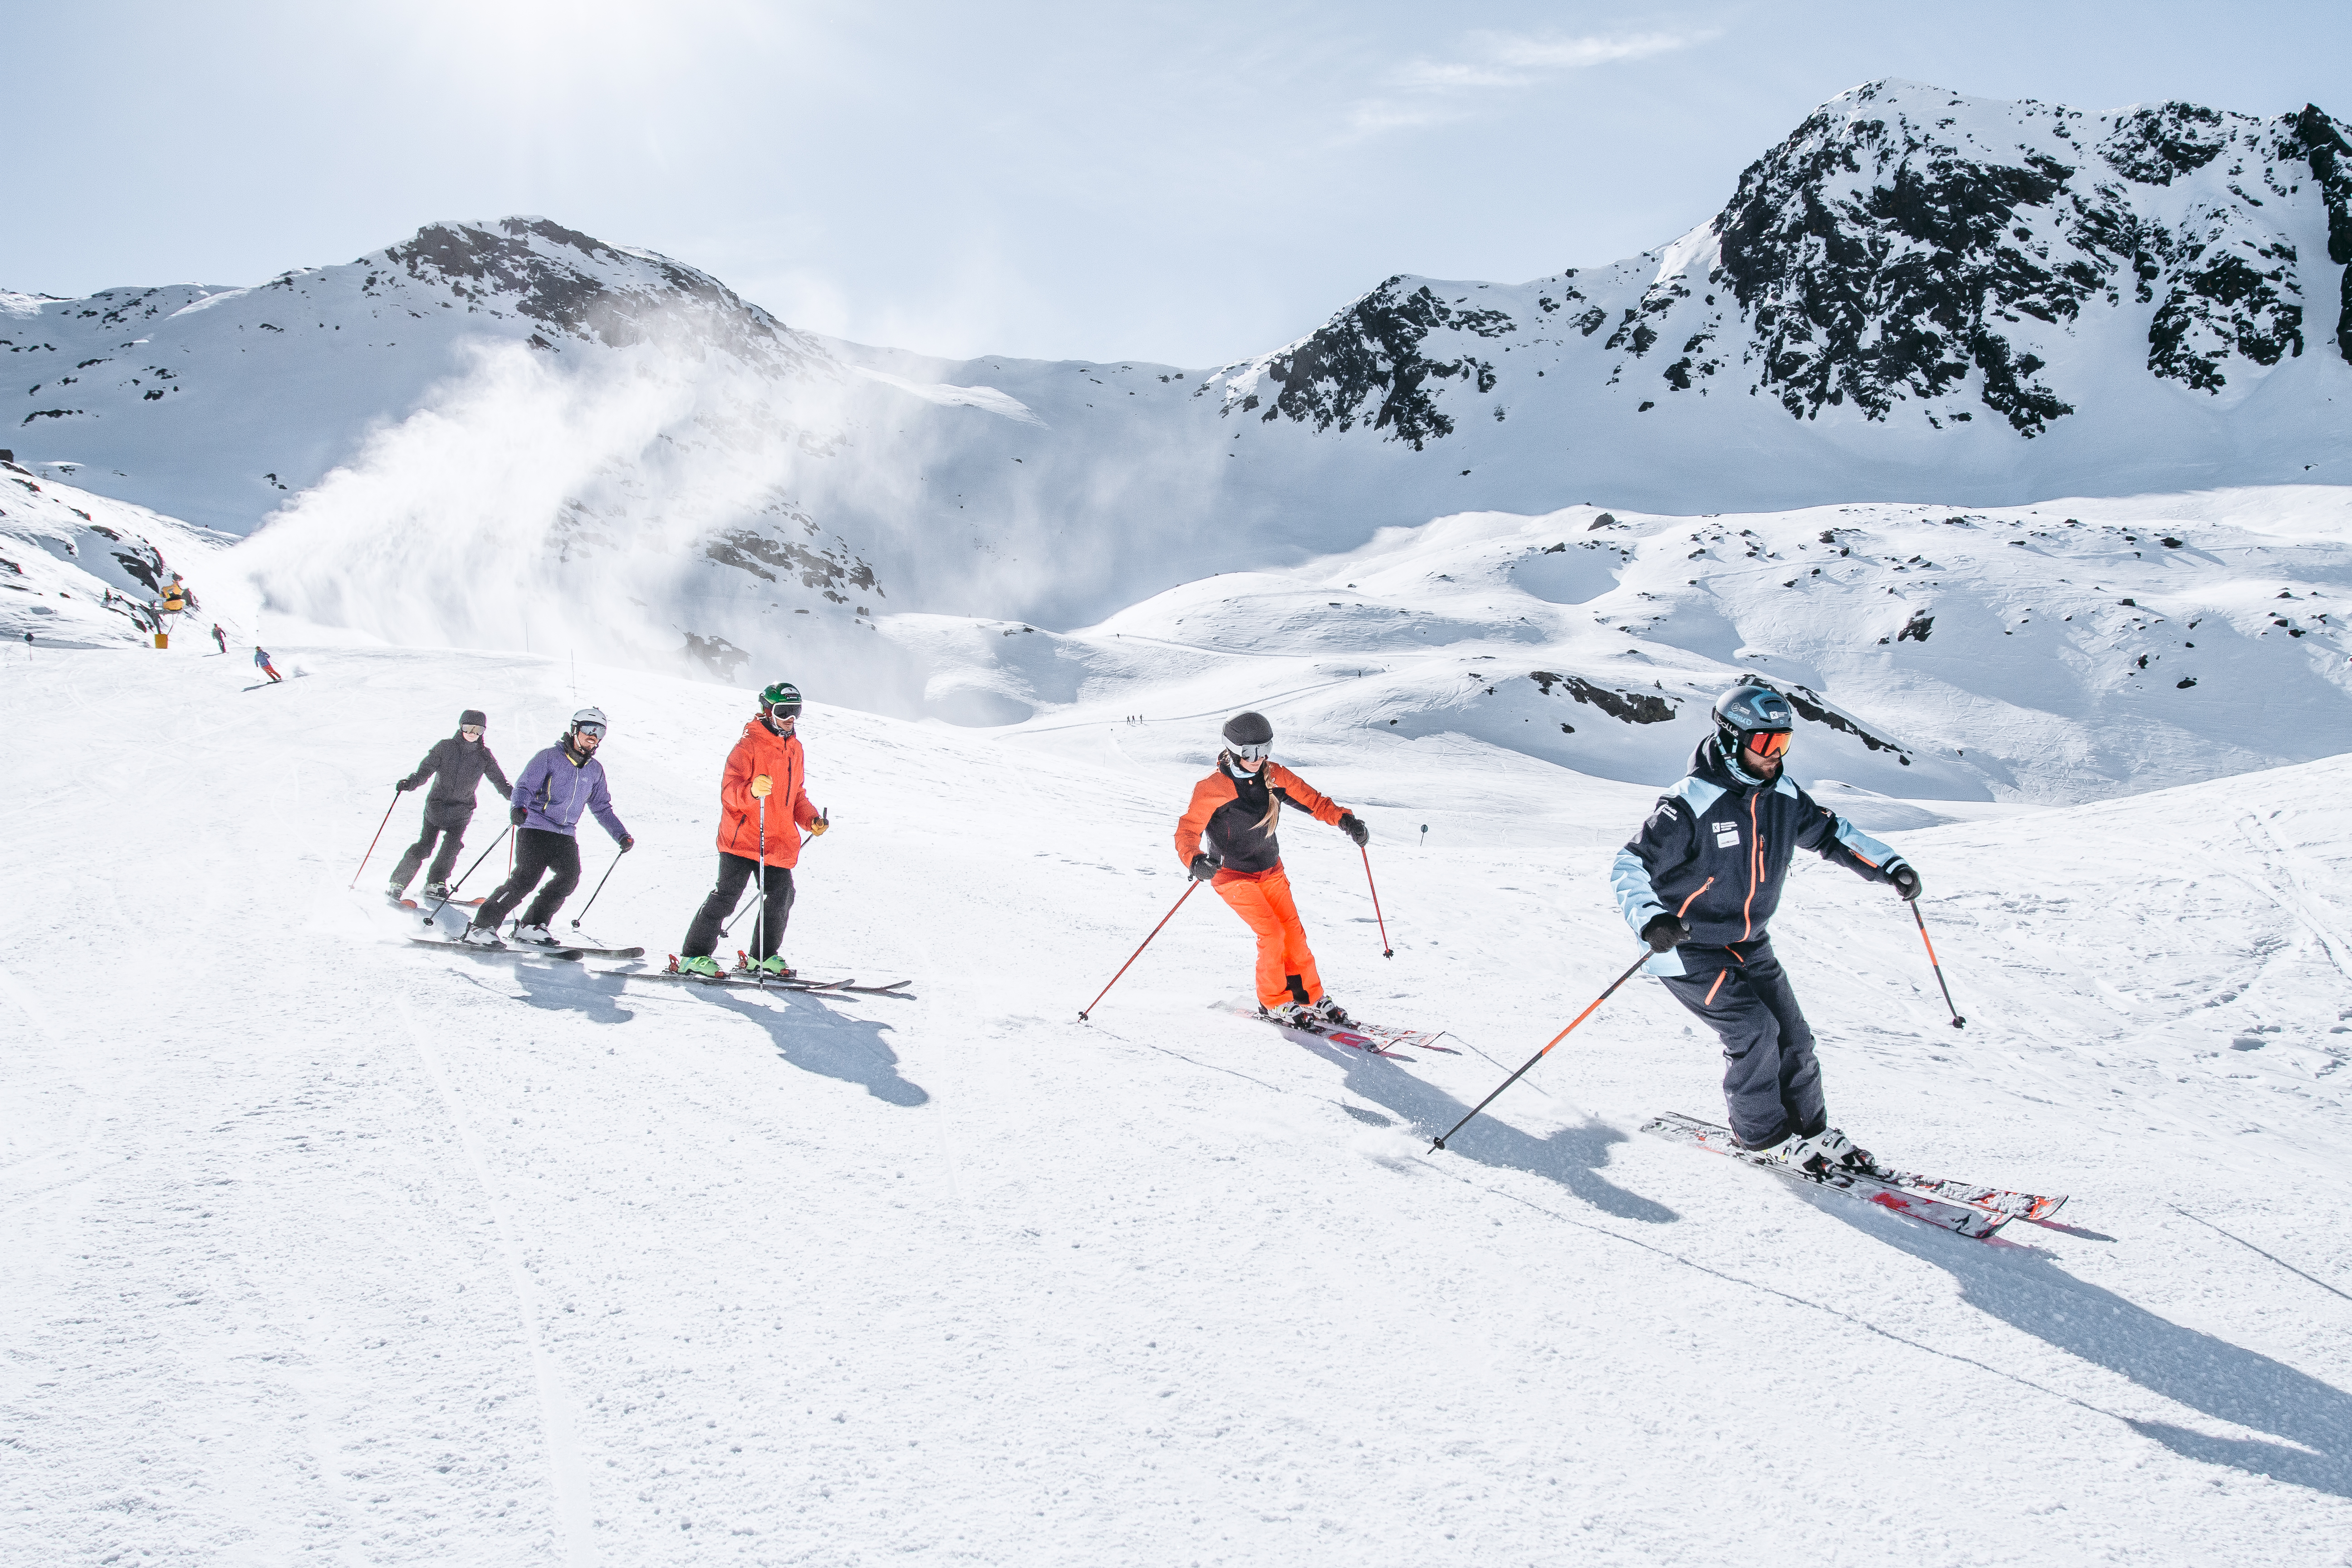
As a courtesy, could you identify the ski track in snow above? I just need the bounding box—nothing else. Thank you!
[5,642,2352,1565]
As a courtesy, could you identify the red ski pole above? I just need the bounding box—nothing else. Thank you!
[1078,880,1201,1021]
[1431,946,1652,1151]
[1360,844,1393,958]
[351,787,401,888]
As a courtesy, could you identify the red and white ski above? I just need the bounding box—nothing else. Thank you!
[1641,1112,2014,1240]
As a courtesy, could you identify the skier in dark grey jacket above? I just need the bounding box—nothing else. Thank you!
[388,710,513,900]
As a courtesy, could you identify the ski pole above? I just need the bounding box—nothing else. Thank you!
[572,849,623,929]
[1360,844,1393,958]
[351,787,400,888]
[1431,946,1652,1151]
[751,775,772,989]
[423,827,512,923]
[1078,879,1201,1021]
[1911,902,1965,1028]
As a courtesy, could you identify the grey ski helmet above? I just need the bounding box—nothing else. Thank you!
[1712,684,1793,755]
[570,706,608,740]
[1221,710,1274,756]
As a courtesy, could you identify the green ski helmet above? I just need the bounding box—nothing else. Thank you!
[760,681,804,725]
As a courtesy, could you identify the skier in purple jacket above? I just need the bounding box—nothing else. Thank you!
[465,707,633,947]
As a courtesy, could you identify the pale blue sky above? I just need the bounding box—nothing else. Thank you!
[9,1,2349,364]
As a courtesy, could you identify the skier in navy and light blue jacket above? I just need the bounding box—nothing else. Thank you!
[466,707,633,947]
[1611,684,1923,1173]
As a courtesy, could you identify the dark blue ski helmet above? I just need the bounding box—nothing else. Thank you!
[1712,683,1793,755]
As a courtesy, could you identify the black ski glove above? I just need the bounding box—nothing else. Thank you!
[619,836,635,853]
[1188,853,1220,882]
[1887,861,1922,902]
[1641,913,1689,953]
[397,778,420,792]
[1338,812,1369,847]
[510,804,528,826]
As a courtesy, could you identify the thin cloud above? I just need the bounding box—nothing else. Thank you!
[1354,27,1719,136]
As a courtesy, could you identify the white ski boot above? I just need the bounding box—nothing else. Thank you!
[459,924,504,949]
[1308,998,1352,1028]
[1262,1001,1313,1026]
[512,923,555,946]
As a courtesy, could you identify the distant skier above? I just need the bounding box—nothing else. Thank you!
[674,681,826,979]
[1610,684,1923,1174]
[1175,711,1368,1026]
[253,646,283,682]
[211,623,227,654]
[465,707,632,947]
[387,710,512,902]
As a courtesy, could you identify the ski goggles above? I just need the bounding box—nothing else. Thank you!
[573,721,607,740]
[766,701,801,724]
[459,725,483,737]
[1230,741,1270,763]
[1743,729,1792,759]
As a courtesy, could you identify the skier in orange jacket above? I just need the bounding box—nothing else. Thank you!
[675,681,826,978]
[1175,710,1369,1025]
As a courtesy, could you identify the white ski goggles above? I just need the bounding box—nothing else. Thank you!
[1230,741,1270,763]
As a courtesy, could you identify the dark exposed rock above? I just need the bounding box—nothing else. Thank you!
[1529,671,1677,723]
[1777,683,1906,754]
[1241,278,1508,450]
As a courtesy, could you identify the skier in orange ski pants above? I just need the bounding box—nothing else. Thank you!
[1175,711,1371,1025]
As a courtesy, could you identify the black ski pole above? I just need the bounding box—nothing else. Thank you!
[1911,902,1965,1028]
[351,787,401,888]
[423,827,512,924]
[572,849,623,930]
[1431,946,1652,1151]
[1078,879,1201,1021]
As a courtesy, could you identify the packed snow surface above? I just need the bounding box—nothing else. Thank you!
[5,637,2350,1565]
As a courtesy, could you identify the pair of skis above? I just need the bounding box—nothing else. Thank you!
[620,956,913,996]
[1640,1111,2067,1240]
[1247,1006,1458,1059]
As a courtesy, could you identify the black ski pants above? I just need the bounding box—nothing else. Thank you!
[390,804,473,891]
[1659,938,1827,1150]
[475,828,581,931]
[681,853,796,961]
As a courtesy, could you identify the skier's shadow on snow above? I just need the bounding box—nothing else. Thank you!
[1300,1038,1676,1225]
[504,964,641,1026]
[701,986,930,1107]
[1834,1200,2352,1498]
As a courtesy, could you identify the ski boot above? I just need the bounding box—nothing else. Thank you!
[459,924,504,949]
[755,956,794,979]
[673,954,725,979]
[1261,1001,1314,1027]
[422,881,450,900]
[512,922,555,946]
[1308,997,1352,1028]
[1761,1128,1874,1176]
[387,881,409,902]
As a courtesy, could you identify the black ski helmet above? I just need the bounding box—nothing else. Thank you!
[459,709,486,730]
[1221,711,1274,750]
[1712,683,1793,754]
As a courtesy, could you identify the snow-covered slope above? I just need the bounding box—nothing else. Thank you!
[9,83,2350,647]
[894,486,2352,804]
[6,640,2349,1564]
[0,452,234,645]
